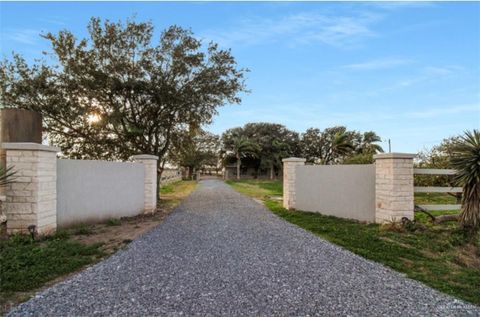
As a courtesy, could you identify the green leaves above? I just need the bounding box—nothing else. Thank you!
[300,126,382,165]
[1,17,247,162]
[221,123,299,174]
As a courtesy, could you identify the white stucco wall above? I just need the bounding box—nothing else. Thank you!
[57,159,145,227]
[295,164,376,222]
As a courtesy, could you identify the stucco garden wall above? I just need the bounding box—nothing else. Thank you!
[295,164,376,222]
[57,159,145,227]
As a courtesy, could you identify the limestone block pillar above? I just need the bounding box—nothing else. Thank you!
[282,158,306,209]
[374,153,415,223]
[132,155,158,214]
[2,143,59,234]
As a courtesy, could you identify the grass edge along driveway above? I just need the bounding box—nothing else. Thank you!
[226,179,480,305]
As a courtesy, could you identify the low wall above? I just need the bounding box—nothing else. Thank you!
[295,165,375,222]
[2,142,158,234]
[161,168,182,184]
[57,159,145,227]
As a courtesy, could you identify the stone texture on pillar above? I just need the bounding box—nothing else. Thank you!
[132,154,158,214]
[282,158,306,209]
[374,153,415,223]
[2,143,59,234]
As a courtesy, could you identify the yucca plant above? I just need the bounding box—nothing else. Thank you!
[0,165,16,187]
[451,130,480,233]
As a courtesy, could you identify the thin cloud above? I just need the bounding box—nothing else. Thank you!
[374,65,463,91]
[202,11,381,48]
[342,58,413,70]
[365,2,435,10]
[406,103,480,119]
[4,29,41,45]
[37,18,67,26]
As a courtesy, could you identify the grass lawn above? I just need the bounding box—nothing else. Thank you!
[415,192,459,205]
[0,180,197,314]
[225,179,282,200]
[0,232,104,312]
[227,179,480,305]
[160,180,197,208]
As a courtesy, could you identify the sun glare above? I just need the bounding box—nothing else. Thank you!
[87,113,101,124]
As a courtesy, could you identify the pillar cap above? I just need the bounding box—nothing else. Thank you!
[373,153,416,160]
[1,142,60,153]
[131,154,159,161]
[282,157,306,163]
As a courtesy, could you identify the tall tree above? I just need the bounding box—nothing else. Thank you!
[344,131,384,164]
[241,123,299,179]
[300,126,355,164]
[0,17,247,197]
[168,129,220,179]
[356,131,384,155]
[221,128,259,179]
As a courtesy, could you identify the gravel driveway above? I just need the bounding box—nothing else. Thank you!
[8,179,479,316]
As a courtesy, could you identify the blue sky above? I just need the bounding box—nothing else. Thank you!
[1,1,479,152]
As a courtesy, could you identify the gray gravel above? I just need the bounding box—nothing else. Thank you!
[8,179,479,316]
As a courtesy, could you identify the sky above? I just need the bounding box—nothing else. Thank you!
[1,1,479,153]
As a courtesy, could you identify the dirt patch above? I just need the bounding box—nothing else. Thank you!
[453,244,480,269]
[70,210,172,256]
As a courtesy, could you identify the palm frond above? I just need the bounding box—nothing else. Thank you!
[450,129,480,232]
[0,165,17,187]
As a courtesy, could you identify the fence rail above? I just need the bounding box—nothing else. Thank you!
[414,168,456,175]
[414,186,462,193]
[414,168,461,211]
[417,204,462,211]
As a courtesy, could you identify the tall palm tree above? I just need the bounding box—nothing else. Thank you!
[327,132,354,164]
[451,130,480,233]
[360,131,384,154]
[264,139,289,180]
[230,136,259,180]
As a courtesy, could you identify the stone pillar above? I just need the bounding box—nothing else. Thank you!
[374,153,415,223]
[2,143,59,235]
[132,155,158,214]
[282,158,306,209]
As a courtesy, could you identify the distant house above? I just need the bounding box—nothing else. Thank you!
[223,159,283,180]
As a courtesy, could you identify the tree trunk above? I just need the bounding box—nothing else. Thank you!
[236,153,241,180]
[157,159,166,201]
[270,164,274,180]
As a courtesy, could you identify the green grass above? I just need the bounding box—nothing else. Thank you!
[0,231,104,292]
[225,179,282,200]
[415,192,459,205]
[159,180,197,209]
[160,183,175,194]
[226,179,480,305]
[414,192,460,221]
